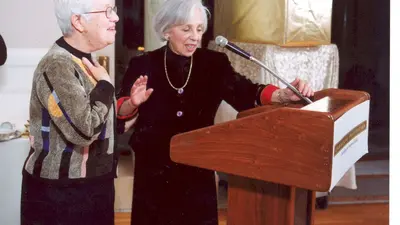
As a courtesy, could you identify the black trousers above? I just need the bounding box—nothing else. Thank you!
[21,173,115,225]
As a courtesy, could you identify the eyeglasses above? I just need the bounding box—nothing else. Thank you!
[82,6,117,19]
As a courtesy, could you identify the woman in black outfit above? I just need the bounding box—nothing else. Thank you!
[116,0,314,224]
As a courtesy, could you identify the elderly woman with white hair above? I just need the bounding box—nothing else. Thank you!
[21,0,119,224]
[117,0,314,224]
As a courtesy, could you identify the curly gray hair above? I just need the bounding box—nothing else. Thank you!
[53,0,93,36]
[153,0,210,41]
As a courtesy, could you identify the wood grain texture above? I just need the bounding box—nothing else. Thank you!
[312,88,370,120]
[115,204,389,225]
[168,88,372,225]
[226,176,314,225]
[312,203,389,225]
[170,88,370,191]
[227,176,291,225]
[307,191,317,225]
[171,106,334,191]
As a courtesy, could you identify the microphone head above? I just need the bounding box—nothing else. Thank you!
[215,36,228,47]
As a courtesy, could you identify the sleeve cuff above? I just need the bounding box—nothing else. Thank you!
[260,84,280,105]
[90,80,115,107]
[116,97,138,120]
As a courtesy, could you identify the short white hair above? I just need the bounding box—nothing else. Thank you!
[153,0,210,42]
[53,0,94,36]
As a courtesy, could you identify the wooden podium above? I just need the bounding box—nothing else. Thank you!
[170,88,370,225]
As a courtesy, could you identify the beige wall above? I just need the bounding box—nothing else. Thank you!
[0,0,115,78]
[0,1,61,48]
[144,0,166,51]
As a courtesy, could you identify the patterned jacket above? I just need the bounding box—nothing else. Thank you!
[24,38,116,182]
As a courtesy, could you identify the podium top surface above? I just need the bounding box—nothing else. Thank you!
[301,97,352,113]
[170,89,370,191]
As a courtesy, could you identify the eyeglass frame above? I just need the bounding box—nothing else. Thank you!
[82,6,117,19]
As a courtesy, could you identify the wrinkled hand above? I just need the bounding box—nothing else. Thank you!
[129,75,153,107]
[282,77,314,102]
[82,57,111,83]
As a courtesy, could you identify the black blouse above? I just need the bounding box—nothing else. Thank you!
[117,45,266,155]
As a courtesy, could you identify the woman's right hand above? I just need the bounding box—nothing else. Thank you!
[82,57,111,83]
[129,75,154,108]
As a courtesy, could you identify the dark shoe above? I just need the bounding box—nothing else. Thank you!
[315,196,329,210]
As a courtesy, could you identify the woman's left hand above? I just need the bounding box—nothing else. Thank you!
[280,77,314,102]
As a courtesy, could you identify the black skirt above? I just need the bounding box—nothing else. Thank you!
[20,173,115,225]
[130,153,218,225]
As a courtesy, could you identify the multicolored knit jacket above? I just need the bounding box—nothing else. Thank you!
[23,38,116,182]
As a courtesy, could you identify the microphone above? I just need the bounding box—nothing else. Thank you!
[215,36,313,104]
[215,36,251,60]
